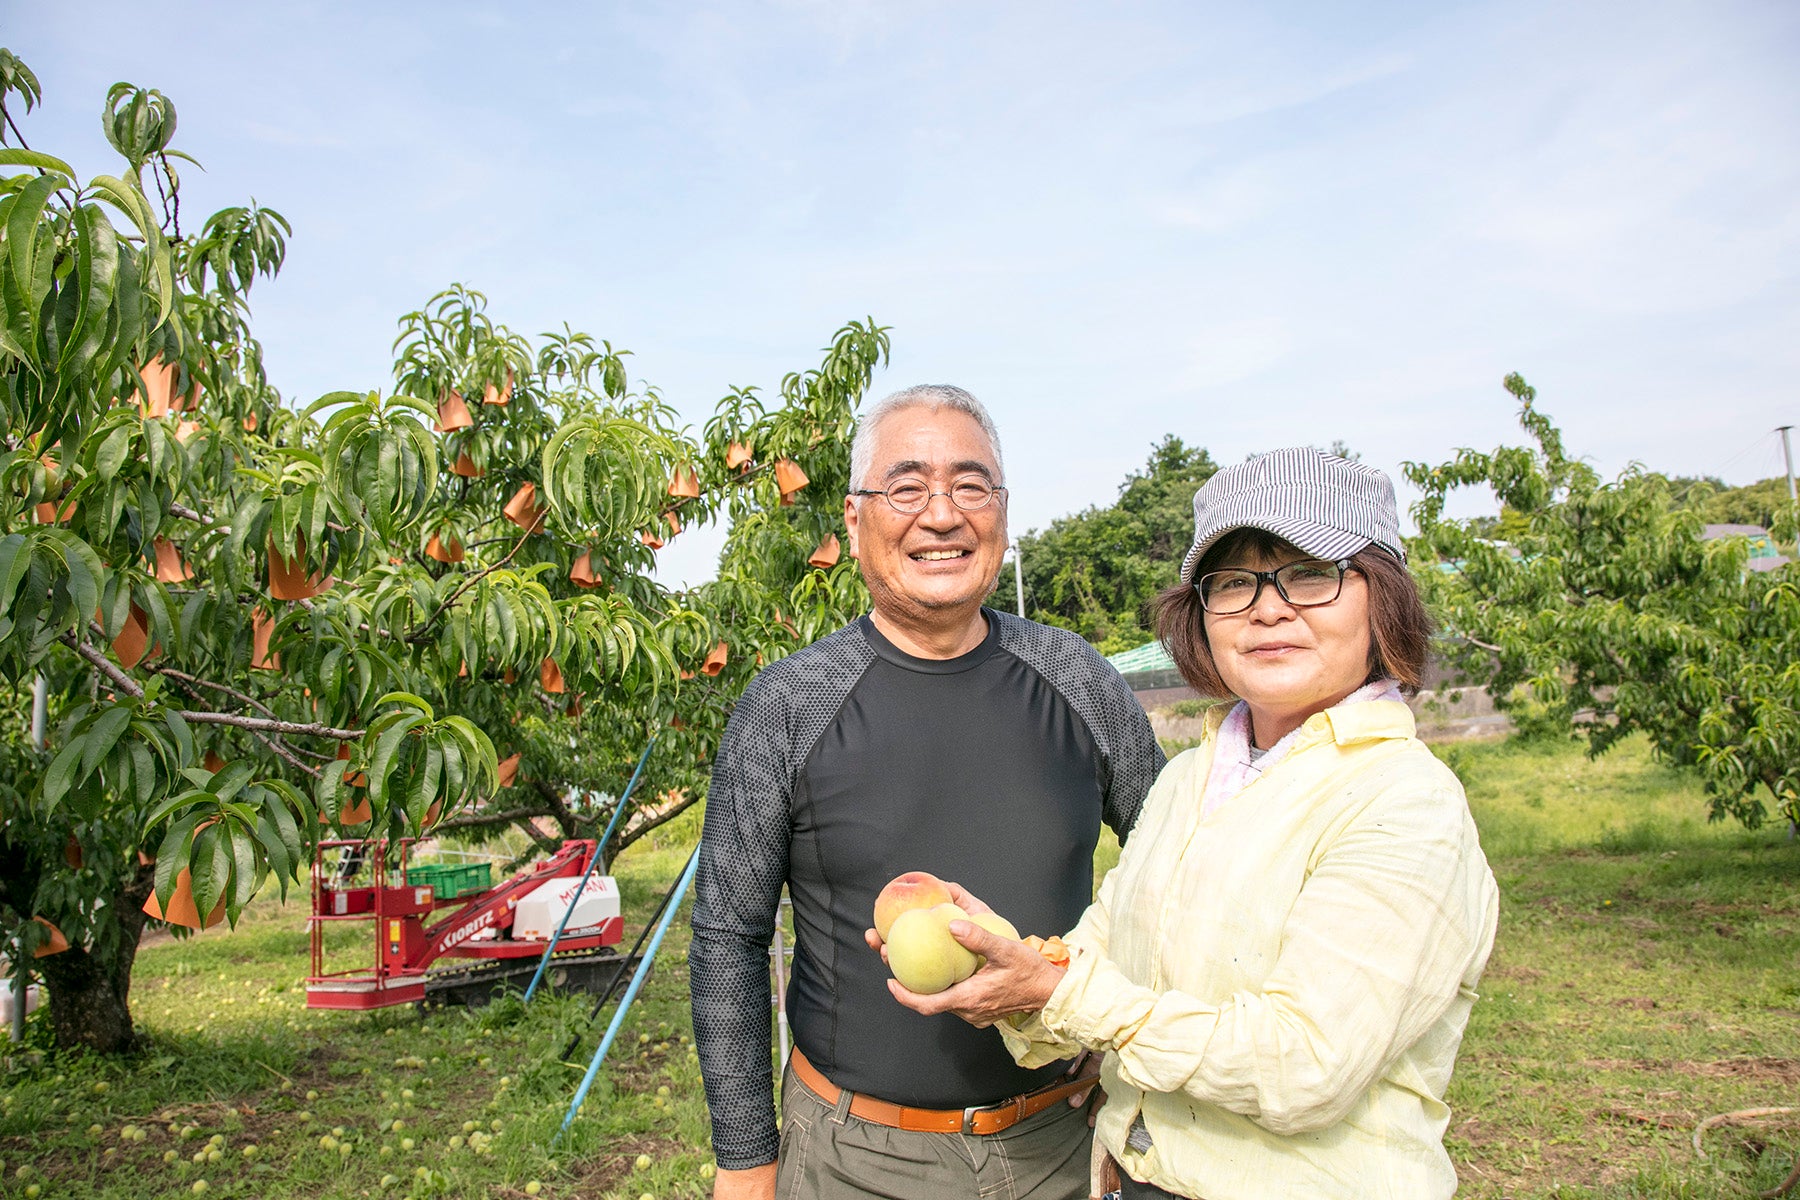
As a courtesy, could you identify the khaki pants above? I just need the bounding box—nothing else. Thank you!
[775,1062,1092,1200]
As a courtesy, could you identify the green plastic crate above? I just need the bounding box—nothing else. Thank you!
[406,861,492,900]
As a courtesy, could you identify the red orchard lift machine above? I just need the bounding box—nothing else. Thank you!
[306,838,633,1010]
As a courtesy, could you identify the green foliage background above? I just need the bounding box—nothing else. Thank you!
[992,434,1218,653]
[0,54,880,1053]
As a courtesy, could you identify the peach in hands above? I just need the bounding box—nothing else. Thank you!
[885,903,980,994]
[873,871,954,941]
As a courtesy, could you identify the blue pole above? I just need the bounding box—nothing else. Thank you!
[556,846,700,1143]
[523,733,660,1003]
[596,731,660,873]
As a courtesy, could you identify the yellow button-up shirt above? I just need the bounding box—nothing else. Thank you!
[1001,700,1499,1200]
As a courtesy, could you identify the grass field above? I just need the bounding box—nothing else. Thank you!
[1441,736,1800,1198]
[2,733,1796,1199]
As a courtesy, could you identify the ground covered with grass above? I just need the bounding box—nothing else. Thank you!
[1,819,713,1200]
[2,735,1797,1198]
[1442,736,1800,1198]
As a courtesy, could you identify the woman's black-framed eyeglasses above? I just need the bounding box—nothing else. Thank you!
[1195,558,1355,615]
[851,476,1006,514]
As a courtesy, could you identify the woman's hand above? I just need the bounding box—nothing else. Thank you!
[883,916,1066,1027]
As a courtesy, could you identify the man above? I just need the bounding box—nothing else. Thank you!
[689,385,1164,1200]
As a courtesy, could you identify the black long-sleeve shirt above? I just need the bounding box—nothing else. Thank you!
[689,610,1164,1170]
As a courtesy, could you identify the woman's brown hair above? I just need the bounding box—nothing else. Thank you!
[1152,528,1434,698]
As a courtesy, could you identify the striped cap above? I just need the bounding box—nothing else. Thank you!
[1178,447,1405,584]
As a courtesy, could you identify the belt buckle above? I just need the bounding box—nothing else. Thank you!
[961,1096,1027,1135]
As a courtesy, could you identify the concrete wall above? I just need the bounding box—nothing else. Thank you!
[1137,682,1510,743]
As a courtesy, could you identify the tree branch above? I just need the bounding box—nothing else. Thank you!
[176,711,362,738]
[2,108,31,151]
[64,632,145,697]
[151,669,328,777]
[246,727,323,779]
[408,525,534,641]
[149,665,280,721]
[434,804,553,834]
[530,778,580,838]
[168,501,222,531]
[59,632,363,740]
[168,500,348,537]
[612,791,700,857]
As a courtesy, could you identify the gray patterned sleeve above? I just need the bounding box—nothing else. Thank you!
[687,673,794,1170]
[1092,653,1165,843]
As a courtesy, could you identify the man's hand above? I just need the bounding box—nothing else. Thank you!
[1064,1049,1106,1121]
[885,918,1064,1027]
[713,1162,775,1200]
[940,878,996,917]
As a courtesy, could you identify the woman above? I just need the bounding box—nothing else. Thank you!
[887,447,1500,1200]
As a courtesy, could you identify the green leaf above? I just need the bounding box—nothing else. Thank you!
[300,390,365,421]
[229,828,257,915]
[189,821,229,922]
[6,173,59,316]
[365,714,425,804]
[143,787,202,832]
[406,740,441,827]
[83,173,155,239]
[152,810,205,911]
[42,738,84,808]
[79,705,132,783]
[0,533,31,612]
[96,423,131,479]
[129,738,156,807]
[49,529,105,632]
[317,760,347,826]
[255,809,291,894]
[0,148,75,176]
[208,760,257,805]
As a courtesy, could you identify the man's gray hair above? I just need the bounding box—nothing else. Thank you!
[848,384,1006,492]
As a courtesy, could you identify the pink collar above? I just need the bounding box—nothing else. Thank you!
[1199,679,1404,818]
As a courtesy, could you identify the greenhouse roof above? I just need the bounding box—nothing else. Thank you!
[1105,640,1175,675]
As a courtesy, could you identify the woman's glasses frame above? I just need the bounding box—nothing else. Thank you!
[1194,558,1357,615]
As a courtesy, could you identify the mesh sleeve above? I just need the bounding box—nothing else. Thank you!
[992,611,1166,843]
[687,626,875,1169]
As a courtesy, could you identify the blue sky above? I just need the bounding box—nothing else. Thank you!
[12,1,1800,585]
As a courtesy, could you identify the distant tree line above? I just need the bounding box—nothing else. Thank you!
[1000,439,1790,655]
[989,435,1219,654]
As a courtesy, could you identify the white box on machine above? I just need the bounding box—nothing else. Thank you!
[511,875,620,940]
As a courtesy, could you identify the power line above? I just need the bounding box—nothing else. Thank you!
[1707,427,1786,485]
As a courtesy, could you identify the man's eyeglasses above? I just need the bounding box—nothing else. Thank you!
[852,476,1006,515]
[1195,559,1355,615]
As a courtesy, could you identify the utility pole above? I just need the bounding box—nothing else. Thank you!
[30,675,46,751]
[1778,426,1798,550]
[1783,427,1800,843]
[1011,541,1026,617]
[11,677,46,1042]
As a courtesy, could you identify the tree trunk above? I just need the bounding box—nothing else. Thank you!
[32,859,157,1055]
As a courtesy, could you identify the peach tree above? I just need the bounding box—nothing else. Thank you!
[0,52,880,1052]
[1406,373,1800,830]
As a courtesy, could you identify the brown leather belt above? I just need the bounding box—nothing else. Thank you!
[787,1046,1093,1136]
